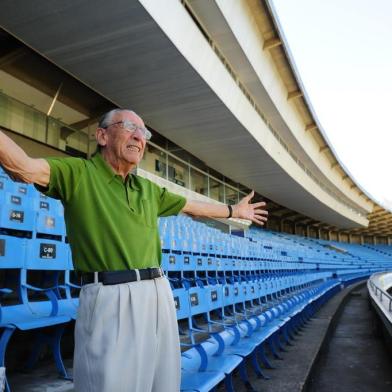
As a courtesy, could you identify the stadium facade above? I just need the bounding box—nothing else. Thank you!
[0,0,391,243]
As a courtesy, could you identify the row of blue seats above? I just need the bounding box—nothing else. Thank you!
[0,186,65,237]
[160,217,390,274]
[171,272,331,321]
[162,251,315,272]
[0,172,64,235]
[177,275,342,391]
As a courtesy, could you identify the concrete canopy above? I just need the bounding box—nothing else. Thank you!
[0,0,367,228]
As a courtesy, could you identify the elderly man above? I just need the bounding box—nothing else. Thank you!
[0,109,268,392]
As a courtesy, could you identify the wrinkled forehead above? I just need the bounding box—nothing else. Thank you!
[112,110,144,126]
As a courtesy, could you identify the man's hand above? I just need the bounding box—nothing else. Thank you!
[233,191,268,226]
[182,190,268,225]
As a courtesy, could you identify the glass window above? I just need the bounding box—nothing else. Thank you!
[168,155,189,188]
[139,144,167,179]
[189,155,208,173]
[209,177,224,202]
[0,93,47,143]
[225,184,238,205]
[66,128,88,154]
[190,168,208,196]
[148,128,167,149]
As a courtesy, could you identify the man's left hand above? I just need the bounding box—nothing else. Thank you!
[233,191,268,226]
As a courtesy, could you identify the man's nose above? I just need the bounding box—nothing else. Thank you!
[131,127,144,141]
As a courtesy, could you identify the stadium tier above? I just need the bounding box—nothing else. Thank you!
[0,174,391,391]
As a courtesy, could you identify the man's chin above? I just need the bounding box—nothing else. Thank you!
[124,154,142,167]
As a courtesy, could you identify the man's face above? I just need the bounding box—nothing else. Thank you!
[101,111,147,167]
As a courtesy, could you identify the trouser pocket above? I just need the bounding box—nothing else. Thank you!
[78,283,103,335]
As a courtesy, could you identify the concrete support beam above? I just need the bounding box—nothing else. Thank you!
[319,145,329,153]
[263,37,282,50]
[305,123,317,132]
[287,90,303,100]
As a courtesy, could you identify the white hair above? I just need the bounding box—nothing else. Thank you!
[98,109,138,128]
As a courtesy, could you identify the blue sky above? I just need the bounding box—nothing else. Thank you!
[270,0,392,209]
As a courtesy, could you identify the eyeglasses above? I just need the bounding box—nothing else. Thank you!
[104,120,152,140]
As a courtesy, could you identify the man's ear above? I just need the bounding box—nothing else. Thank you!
[96,128,107,147]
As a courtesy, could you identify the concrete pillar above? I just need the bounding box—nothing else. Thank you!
[348,233,352,243]
[373,236,377,245]
[337,231,341,242]
[388,236,391,246]
[317,228,321,239]
[328,230,331,241]
[360,235,364,245]
[306,225,310,237]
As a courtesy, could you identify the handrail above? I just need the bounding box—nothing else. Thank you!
[368,275,392,312]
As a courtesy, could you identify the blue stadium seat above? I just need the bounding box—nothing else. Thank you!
[0,235,72,390]
[33,195,66,238]
[0,192,35,233]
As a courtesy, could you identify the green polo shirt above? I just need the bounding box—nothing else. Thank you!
[37,153,186,272]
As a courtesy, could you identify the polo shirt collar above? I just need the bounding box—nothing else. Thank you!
[91,153,140,190]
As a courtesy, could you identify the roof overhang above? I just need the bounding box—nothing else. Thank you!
[0,0,368,228]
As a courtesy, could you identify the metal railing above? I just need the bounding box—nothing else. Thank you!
[368,276,392,312]
[143,139,247,203]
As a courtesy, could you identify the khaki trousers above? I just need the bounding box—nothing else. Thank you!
[73,276,180,392]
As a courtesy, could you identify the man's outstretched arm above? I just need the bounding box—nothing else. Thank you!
[182,191,268,226]
[0,130,50,186]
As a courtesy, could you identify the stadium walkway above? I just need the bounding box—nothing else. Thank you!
[9,282,392,392]
[308,285,392,392]
[221,281,392,392]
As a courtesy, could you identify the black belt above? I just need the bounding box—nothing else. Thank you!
[80,268,164,286]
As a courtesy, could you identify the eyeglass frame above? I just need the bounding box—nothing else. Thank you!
[103,120,152,140]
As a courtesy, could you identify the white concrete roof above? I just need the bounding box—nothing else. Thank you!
[0,0,370,228]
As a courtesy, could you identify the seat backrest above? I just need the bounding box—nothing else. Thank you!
[172,288,190,320]
[0,235,26,269]
[0,191,35,232]
[33,195,66,237]
[188,286,209,317]
[206,283,223,311]
[25,238,69,271]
